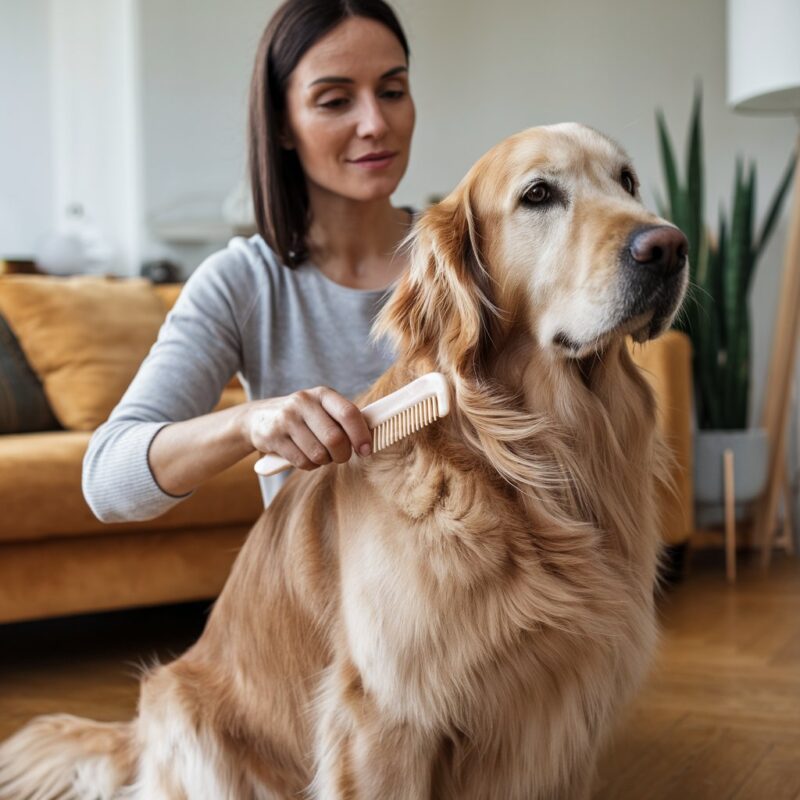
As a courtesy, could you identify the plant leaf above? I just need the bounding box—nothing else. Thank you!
[656,109,680,221]
[755,149,797,259]
[720,159,752,425]
[686,86,704,290]
[742,162,757,293]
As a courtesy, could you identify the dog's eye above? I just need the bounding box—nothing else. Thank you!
[621,169,637,196]
[522,182,552,206]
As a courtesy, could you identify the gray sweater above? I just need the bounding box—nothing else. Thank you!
[82,235,397,522]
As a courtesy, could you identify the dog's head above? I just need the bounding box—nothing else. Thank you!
[378,123,688,373]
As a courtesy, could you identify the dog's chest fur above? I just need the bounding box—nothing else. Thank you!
[333,430,659,737]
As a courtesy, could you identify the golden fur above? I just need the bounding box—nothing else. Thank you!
[0,123,687,799]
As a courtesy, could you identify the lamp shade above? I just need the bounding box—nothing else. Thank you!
[727,0,800,113]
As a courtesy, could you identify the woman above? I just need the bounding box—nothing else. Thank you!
[83,0,416,521]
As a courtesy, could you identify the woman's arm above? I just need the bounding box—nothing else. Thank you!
[148,386,373,498]
[82,250,252,522]
[149,386,372,496]
[83,244,373,522]
[146,404,254,498]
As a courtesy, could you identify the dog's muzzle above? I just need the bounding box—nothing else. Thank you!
[619,224,689,338]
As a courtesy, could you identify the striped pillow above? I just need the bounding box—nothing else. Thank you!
[0,313,59,434]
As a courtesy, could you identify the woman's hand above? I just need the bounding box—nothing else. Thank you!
[240,387,372,470]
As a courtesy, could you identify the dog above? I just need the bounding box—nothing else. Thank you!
[0,122,688,799]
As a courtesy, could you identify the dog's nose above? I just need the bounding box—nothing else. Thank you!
[628,226,688,276]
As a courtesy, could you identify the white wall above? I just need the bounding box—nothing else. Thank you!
[0,0,141,273]
[49,0,142,275]
[137,0,272,269]
[0,0,53,257]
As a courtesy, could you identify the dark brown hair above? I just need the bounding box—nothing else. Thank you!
[248,0,410,268]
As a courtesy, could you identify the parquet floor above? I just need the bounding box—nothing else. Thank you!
[595,551,800,799]
[0,550,798,799]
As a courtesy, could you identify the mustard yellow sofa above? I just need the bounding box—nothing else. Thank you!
[0,275,693,624]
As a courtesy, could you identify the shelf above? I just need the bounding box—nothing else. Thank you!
[150,219,256,245]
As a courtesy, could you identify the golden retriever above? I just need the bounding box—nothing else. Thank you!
[0,122,688,799]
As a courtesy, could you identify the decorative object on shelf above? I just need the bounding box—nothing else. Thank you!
[34,204,116,275]
[656,87,796,580]
[727,0,800,565]
[141,259,183,284]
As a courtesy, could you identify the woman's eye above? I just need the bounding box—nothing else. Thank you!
[319,97,349,109]
[522,182,552,206]
[621,169,637,196]
[381,89,405,100]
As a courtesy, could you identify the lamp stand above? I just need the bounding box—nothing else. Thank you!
[753,131,800,566]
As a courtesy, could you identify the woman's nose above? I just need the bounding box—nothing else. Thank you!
[356,97,389,139]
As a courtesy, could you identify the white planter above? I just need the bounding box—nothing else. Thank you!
[694,428,769,526]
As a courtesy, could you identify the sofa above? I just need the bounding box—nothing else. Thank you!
[0,274,693,624]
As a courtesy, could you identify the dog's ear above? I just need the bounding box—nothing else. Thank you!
[375,187,500,375]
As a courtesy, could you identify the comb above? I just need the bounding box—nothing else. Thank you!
[253,372,451,477]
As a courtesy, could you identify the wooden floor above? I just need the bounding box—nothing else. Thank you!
[0,550,799,799]
[594,551,800,800]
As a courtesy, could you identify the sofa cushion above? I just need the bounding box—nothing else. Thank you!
[0,313,59,434]
[0,426,264,545]
[0,275,166,431]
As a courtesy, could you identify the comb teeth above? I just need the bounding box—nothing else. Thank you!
[373,395,439,452]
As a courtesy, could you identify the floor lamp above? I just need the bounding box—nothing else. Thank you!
[727,0,800,566]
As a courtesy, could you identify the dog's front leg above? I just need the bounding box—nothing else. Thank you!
[309,660,437,800]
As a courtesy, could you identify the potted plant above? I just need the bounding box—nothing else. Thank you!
[656,88,796,522]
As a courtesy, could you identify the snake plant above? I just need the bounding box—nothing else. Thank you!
[655,87,796,430]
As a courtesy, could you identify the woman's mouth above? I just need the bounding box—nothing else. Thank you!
[347,151,397,170]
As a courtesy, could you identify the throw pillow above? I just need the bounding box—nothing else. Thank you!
[0,275,166,431]
[0,313,60,434]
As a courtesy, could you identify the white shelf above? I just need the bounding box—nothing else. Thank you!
[150,219,256,245]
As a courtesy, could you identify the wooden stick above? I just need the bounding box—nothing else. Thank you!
[724,449,736,584]
[780,470,795,554]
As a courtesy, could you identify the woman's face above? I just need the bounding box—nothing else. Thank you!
[283,16,415,204]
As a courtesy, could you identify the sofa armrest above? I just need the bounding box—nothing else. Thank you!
[629,331,695,546]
